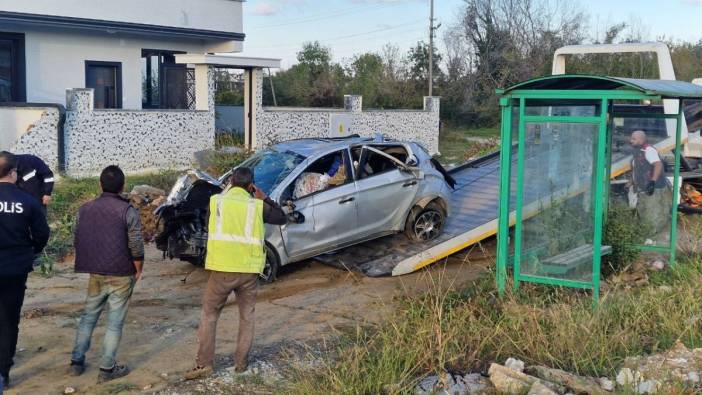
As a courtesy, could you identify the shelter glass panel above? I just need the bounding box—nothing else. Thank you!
[519,122,599,282]
[609,116,676,249]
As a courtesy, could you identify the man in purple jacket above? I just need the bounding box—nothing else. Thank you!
[68,165,144,383]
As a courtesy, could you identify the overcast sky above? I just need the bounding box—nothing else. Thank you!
[239,0,702,69]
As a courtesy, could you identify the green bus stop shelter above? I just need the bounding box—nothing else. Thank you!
[495,74,702,302]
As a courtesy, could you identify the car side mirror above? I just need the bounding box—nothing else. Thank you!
[287,210,305,224]
[407,155,418,167]
[285,200,296,211]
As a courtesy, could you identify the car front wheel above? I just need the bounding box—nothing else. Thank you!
[259,244,280,284]
[405,202,445,243]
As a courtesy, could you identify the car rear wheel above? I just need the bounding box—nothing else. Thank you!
[259,244,280,284]
[405,202,445,243]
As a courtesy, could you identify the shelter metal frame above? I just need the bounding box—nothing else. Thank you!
[495,75,697,303]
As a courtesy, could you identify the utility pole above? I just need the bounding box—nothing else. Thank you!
[428,0,435,97]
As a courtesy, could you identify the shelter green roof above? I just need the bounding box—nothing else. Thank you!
[501,74,702,99]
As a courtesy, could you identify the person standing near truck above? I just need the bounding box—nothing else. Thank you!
[0,152,50,389]
[185,167,286,380]
[629,130,672,235]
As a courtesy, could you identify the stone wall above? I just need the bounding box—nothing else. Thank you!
[3,106,61,170]
[251,69,440,154]
[63,68,215,177]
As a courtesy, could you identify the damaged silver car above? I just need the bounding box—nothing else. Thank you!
[155,135,454,282]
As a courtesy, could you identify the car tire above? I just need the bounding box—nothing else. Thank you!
[404,202,446,243]
[259,243,280,284]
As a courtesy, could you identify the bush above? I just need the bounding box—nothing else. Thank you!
[602,203,649,275]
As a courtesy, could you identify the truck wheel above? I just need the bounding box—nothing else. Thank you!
[259,244,280,284]
[405,202,445,243]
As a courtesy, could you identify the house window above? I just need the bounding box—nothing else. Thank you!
[85,61,122,109]
[0,32,25,102]
[141,49,190,109]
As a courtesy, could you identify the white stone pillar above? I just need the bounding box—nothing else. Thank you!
[244,68,263,149]
[194,65,211,111]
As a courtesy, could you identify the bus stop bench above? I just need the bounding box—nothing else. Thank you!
[539,244,612,275]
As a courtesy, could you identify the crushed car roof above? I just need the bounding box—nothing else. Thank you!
[271,135,376,157]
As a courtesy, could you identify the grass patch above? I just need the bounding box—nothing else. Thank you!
[199,149,251,178]
[215,132,244,149]
[287,256,702,394]
[40,171,181,273]
[438,126,499,166]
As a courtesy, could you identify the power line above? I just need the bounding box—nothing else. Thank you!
[246,3,395,31]
[246,20,424,50]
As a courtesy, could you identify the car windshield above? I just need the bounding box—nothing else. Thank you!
[239,149,306,195]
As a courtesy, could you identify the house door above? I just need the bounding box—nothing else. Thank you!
[85,61,122,109]
[0,32,25,102]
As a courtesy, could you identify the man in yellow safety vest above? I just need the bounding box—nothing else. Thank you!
[185,167,286,380]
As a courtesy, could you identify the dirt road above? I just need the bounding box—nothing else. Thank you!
[6,242,492,394]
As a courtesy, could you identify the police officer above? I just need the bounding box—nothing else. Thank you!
[184,167,286,380]
[1,151,55,211]
[0,152,50,389]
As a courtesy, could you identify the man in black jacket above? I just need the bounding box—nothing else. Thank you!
[0,152,55,210]
[0,152,50,388]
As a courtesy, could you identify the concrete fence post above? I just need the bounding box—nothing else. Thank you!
[423,96,440,113]
[344,95,363,113]
[66,88,94,113]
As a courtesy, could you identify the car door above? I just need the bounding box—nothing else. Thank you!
[354,144,419,237]
[281,149,359,260]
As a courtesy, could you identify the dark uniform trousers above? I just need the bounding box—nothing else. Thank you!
[0,274,28,379]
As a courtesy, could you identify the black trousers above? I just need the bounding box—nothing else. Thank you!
[0,274,28,379]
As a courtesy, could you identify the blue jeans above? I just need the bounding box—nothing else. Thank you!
[71,274,135,369]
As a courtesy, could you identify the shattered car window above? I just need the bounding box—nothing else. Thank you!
[239,150,306,195]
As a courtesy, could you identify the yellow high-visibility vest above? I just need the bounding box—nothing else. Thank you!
[205,187,265,273]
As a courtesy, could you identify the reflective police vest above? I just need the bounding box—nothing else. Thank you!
[205,187,266,273]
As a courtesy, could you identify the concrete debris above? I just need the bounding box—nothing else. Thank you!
[621,341,702,386]
[488,363,565,394]
[527,380,558,395]
[616,368,641,387]
[415,372,491,395]
[598,377,614,391]
[526,365,608,395]
[128,185,166,242]
[489,363,536,394]
[636,379,661,394]
[505,357,525,373]
[63,387,76,394]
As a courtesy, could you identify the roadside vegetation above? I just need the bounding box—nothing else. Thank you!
[437,125,499,166]
[287,254,702,394]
